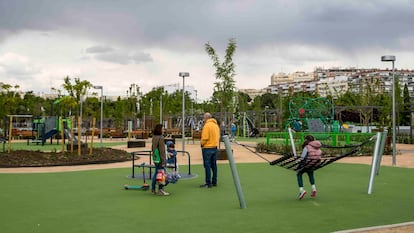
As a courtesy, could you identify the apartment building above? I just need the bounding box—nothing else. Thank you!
[238,88,267,100]
[266,68,414,98]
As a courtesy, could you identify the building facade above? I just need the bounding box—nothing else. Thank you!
[265,67,414,98]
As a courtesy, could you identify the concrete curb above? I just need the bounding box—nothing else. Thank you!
[332,221,414,233]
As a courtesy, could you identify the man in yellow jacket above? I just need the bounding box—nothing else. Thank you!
[200,112,220,188]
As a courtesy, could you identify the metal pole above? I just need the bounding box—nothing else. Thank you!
[376,130,388,175]
[160,94,162,124]
[381,55,396,166]
[288,127,297,156]
[179,72,189,154]
[8,115,12,153]
[223,135,247,209]
[391,61,396,166]
[100,88,103,147]
[368,132,381,194]
[182,76,185,155]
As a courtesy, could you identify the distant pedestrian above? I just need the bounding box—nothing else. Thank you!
[230,122,237,141]
[200,112,220,188]
[220,121,226,136]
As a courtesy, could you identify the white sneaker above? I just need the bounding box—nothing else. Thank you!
[158,190,170,196]
[298,190,307,200]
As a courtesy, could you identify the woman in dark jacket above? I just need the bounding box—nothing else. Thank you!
[151,124,169,196]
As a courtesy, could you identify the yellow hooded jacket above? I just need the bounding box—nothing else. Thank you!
[200,118,220,148]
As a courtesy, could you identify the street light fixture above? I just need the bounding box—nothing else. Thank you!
[179,72,190,154]
[93,85,104,148]
[381,55,396,166]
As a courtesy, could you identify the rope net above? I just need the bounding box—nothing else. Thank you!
[269,137,374,172]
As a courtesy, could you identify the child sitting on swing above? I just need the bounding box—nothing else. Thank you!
[166,141,180,184]
[297,135,322,200]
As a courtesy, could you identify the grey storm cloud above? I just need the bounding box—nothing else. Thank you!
[0,0,413,53]
[93,51,153,65]
[85,45,153,64]
[0,0,414,64]
[85,46,114,54]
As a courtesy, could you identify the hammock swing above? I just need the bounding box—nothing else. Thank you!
[235,136,375,172]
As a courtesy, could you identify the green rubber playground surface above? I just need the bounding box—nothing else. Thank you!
[1,163,413,233]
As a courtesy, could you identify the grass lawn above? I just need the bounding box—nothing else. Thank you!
[1,163,413,233]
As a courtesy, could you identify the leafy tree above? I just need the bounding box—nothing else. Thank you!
[62,76,92,116]
[199,99,220,114]
[260,93,277,109]
[337,78,381,128]
[235,91,252,113]
[0,83,20,117]
[401,83,411,126]
[250,95,263,112]
[23,91,45,116]
[395,77,403,127]
[205,38,237,127]
[375,92,391,127]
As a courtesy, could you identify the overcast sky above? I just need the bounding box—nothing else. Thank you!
[0,0,413,100]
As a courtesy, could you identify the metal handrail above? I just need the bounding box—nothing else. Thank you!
[176,150,192,175]
[130,150,192,178]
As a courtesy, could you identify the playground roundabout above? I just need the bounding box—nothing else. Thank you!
[0,141,413,232]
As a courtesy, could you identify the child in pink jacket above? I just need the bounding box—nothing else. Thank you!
[297,135,322,200]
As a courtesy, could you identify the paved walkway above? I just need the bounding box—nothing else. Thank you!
[1,140,413,174]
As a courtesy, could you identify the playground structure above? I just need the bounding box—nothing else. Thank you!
[123,112,257,140]
[261,96,391,157]
[2,114,94,154]
[32,116,78,145]
[2,114,78,145]
[285,97,339,133]
[233,112,260,137]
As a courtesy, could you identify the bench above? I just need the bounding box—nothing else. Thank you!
[127,140,146,148]
[192,131,201,144]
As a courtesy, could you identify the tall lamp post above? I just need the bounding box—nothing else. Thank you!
[160,94,163,124]
[179,72,190,154]
[93,85,104,148]
[381,55,396,166]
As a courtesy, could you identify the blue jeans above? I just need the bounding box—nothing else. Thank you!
[230,131,235,139]
[151,163,165,192]
[202,148,218,185]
